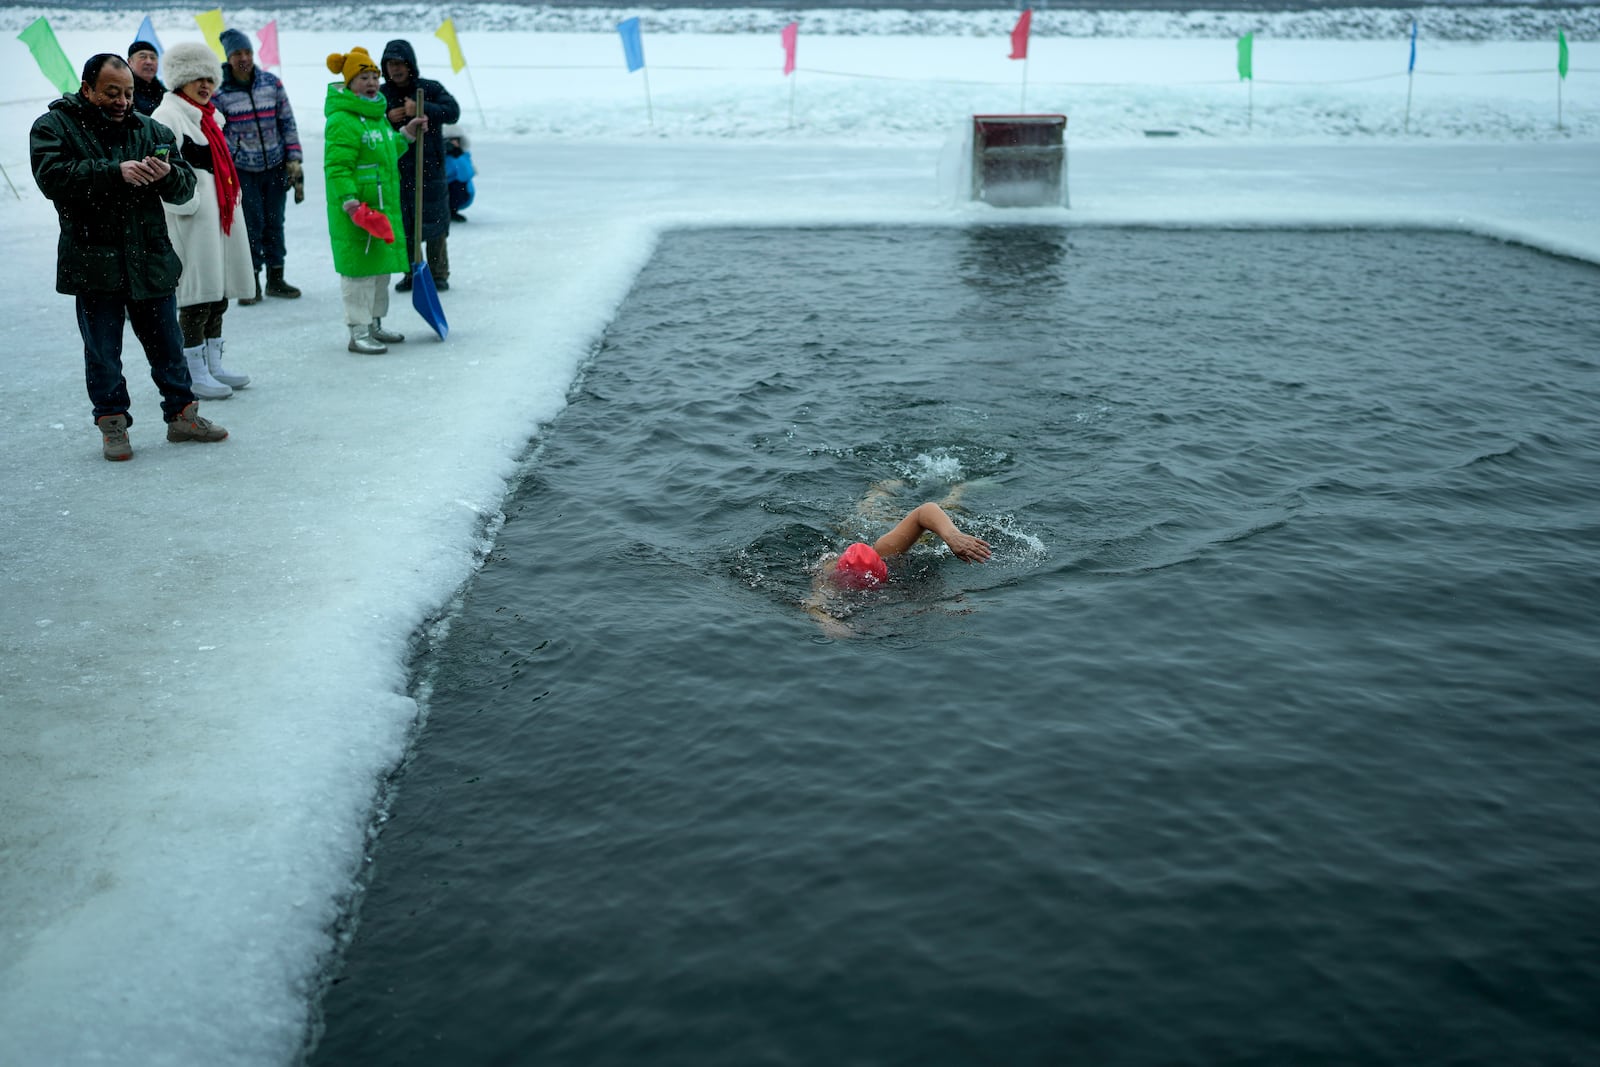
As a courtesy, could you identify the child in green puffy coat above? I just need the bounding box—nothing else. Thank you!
[322,48,426,354]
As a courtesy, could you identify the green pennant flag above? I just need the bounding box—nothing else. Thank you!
[1558,29,1569,80]
[1237,33,1254,82]
[17,17,77,95]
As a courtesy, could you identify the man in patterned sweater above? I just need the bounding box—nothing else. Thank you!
[213,27,303,303]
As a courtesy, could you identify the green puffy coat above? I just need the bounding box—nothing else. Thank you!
[30,93,197,300]
[323,82,410,278]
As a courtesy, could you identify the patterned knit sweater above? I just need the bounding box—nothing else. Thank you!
[213,65,302,172]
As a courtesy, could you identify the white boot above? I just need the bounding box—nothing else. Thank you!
[347,324,387,355]
[184,344,233,399]
[205,337,250,389]
[369,318,405,344]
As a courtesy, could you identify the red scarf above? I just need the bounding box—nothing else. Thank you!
[178,92,239,235]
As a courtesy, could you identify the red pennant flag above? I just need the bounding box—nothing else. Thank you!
[258,20,280,67]
[781,21,798,76]
[1009,9,1032,61]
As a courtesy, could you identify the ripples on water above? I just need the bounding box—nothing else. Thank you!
[312,228,1600,1066]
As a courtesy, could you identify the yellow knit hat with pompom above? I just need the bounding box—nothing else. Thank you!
[326,48,380,84]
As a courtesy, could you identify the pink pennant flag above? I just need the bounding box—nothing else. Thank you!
[1009,9,1032,61]
[257,20,279,67]
[781,21,798,76]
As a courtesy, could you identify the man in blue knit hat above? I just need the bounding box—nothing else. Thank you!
[213,26,302,303]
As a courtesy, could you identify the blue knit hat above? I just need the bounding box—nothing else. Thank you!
[219,28,251,57]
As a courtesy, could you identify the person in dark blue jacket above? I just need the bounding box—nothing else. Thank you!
[126,40,165,116]
[381,39,461,291]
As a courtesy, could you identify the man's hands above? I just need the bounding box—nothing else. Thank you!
[385,98,417,124]
[120,156,171,186]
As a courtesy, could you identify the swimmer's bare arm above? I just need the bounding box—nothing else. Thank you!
[872,502,992,563]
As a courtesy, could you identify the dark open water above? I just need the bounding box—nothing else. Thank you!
[311,227,1600,1067]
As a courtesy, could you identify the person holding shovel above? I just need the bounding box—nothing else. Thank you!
[380,39,459,293]
[323,48,427,354]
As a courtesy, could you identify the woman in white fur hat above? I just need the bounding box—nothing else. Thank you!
[151,41,256,397]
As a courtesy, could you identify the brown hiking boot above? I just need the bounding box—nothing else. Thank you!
[166,402,229,443]
[97,413,132,461]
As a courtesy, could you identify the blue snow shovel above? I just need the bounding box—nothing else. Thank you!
[409,89,448,339]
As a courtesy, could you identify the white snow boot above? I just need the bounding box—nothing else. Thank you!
[205,337,250,389]
[184,344,233,399]
[347,324,387,355]
[369,318,405,345]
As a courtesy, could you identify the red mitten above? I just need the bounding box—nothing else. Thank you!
[351,203,395,243]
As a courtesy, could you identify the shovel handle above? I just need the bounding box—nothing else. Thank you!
[413,89,425,268]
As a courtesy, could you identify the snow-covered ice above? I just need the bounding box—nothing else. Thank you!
[0,9,1597,1065]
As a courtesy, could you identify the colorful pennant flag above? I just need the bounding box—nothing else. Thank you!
[436,18,466,75]
[1404,20,1418,131]
[257,20,279,67]
[194,8,226,60]
[135,15,164,58]
[1009,9,1032,61]
[1237,32,1254,81]
[17,17,77,95]
[1558,29,1569,79]
[617,17,645,73]
[781,21,798,76]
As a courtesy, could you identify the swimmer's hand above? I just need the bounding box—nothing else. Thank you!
[943,530,991,564]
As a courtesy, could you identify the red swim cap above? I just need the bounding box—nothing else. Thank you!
[834,542,888,589]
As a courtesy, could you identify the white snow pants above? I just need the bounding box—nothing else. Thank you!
[340,275,392,327]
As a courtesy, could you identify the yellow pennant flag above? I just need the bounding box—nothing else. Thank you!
[436,18,466,74]
[194,9,226,60]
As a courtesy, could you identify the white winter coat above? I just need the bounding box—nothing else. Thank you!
[151,93,256,306]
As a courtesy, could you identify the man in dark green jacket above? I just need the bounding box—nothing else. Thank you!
[30,53,229,461]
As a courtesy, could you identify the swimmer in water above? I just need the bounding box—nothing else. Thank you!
[804,480,991,633]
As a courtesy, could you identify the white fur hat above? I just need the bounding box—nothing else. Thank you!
[163,42,222,92]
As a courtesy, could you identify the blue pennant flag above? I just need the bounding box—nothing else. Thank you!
[135,14,163,57]
[1408,20,1417,73]
[617,17,645,73]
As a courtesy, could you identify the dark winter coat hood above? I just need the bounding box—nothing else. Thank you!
[381,39,421,83]
[376,39,462,243]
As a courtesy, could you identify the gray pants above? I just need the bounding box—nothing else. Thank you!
[340,275,392,327]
